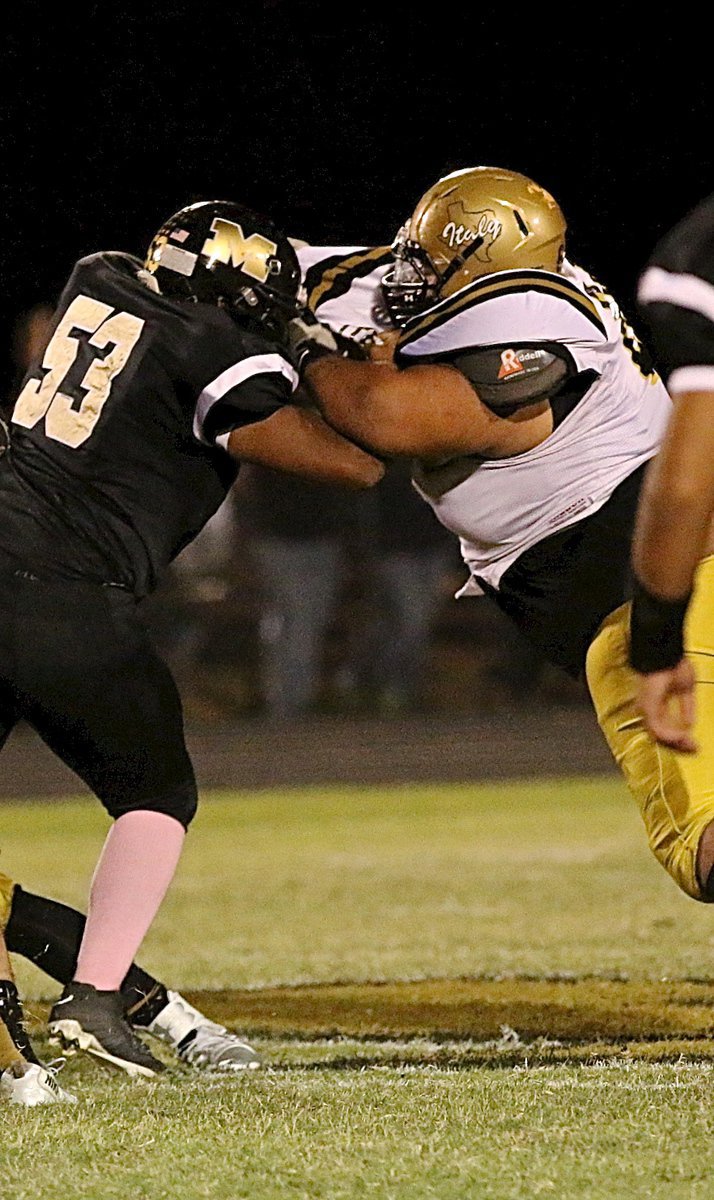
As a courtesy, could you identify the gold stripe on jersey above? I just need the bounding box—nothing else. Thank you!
[398,271,608,349]
[308,246,392,311]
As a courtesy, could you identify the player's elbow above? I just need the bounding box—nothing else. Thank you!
[340,452,386,489]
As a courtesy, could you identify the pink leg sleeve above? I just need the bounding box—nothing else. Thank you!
[74,810,185,991]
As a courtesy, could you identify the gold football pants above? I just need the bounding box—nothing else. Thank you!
[586,555,714,901]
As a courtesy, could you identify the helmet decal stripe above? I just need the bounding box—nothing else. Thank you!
[440,235,490,289]
[159,244,198,277]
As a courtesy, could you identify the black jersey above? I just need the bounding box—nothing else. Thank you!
[0,252,299,595]
[637,193,714,394]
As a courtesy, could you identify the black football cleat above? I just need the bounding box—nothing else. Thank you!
[48,982,164,1078]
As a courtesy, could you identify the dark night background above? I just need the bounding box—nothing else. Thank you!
[1,7,710,395]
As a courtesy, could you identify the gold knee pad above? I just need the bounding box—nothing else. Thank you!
[586,556,714,901]
[0,873,15,934]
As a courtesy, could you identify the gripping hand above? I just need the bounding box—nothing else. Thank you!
[286,313,340,373]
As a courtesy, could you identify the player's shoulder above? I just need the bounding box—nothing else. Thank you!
[396,264,609,361]
[64,251,171,322]
[212,320,290,361]
[297,244,393,309]
[646,193,714,282]
[75,249,143,270]
[637,196,714,384]
[70,250,144,284]
[186,312,299,399]
[638,194,714,315]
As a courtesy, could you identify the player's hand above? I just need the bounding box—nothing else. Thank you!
[366,330,400,364]
[286,313,339,371]
[636,657,698,753]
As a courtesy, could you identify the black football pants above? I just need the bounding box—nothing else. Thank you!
[0,571,197,827]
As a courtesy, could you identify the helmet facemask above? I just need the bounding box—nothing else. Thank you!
[227,273,303,339]
[381,225,441,326]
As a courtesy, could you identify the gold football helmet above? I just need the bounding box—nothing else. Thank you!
[382,166,567,323]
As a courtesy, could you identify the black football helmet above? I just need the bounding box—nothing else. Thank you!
[144,200,302,335]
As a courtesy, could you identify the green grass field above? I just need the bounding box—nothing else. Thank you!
[3,777,714,1198]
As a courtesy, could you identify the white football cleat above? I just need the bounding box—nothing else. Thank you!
[0,1060,78,1107]
[147,991,261,1072]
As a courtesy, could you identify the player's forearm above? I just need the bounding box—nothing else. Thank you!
[302,357,403,455]
[633,489,708,599]
[302,357,497,459]
[632,392,714,599]
[629,392,714,673]
[0,933,12,979]
[227,404,384,489]
[629,492,697,673]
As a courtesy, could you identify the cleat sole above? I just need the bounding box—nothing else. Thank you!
[48,1019,159,1079]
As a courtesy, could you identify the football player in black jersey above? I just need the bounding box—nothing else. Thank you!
[287,167,714,912]
[631,196,714,758]
[0,200,383,1078]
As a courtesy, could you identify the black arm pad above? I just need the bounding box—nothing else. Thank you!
[449,344,571,413]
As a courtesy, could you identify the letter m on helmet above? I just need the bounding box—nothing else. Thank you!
[201,218,278,284]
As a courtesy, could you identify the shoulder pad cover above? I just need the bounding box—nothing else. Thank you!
[439,343,571,413]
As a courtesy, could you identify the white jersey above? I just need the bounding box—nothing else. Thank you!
[298,248,671,673]
[395,261,672,595]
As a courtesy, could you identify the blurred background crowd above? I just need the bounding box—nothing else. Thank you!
[3,303,586,725]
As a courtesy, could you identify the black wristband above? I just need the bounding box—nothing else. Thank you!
[629,576,692,673]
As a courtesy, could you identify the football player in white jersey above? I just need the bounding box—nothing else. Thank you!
[630,195,714,769]
[288,166,714,906]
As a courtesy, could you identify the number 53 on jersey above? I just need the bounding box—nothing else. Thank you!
[13,295,145,449]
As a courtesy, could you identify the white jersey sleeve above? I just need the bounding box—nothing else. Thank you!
[297,245,393,341]
[396,261,610,378]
